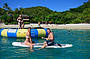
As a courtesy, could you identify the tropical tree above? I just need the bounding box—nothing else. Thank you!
[19,7,24,14]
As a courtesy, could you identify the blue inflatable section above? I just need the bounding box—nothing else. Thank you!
[44,28,48,37]
[7,29,17,37]
[0,28,4,36]
[31,29,38,38]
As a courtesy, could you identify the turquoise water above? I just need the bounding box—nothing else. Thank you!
[0,29,90,59]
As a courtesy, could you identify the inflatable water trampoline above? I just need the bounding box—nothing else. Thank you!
[0,28,48,38]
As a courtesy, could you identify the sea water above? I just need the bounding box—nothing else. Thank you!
[0,29,90,59]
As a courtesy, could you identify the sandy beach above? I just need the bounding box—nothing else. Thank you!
[0,23,90,29]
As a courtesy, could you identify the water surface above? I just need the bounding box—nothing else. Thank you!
[0,29,90,59]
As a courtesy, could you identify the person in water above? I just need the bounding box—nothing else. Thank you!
[37,22,41,27]
[33,22,44,29]
[24,27,34,51]
[38,28,54,49]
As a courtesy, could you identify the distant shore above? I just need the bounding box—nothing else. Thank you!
[0,23,90,29]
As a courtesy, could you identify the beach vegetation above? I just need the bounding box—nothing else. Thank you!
[0,1,90,24]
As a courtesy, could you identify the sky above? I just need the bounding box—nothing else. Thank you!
[0,0,88,12]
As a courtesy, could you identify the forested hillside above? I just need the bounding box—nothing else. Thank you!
[0,1,90,24]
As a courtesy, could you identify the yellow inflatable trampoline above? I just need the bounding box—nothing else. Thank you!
[0,28,48,38]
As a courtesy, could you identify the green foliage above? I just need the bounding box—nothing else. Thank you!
[0,1,90,24]
[24,22,30,24]
[5,22,8,25]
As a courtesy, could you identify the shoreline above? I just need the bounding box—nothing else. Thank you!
[0,23,90,29]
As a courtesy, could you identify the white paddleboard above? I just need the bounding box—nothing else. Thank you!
[12,42,73,48]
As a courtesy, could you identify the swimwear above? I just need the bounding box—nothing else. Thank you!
[46,40,54,46]
[24,40,35,44]
[24,40,30,44]
[26,35,29,39]
[25,35,35,43]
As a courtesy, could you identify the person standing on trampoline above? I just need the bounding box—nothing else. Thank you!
[17,15,24,29]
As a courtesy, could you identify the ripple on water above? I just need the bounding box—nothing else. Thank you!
[0,29,90,59]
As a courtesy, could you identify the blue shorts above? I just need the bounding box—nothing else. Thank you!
[46,40,54,46]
